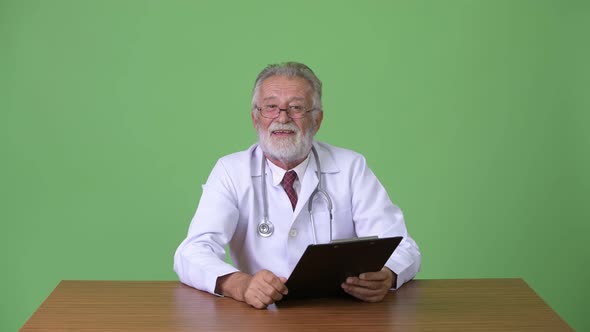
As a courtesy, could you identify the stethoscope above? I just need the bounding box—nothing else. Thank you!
[257,146,334,244]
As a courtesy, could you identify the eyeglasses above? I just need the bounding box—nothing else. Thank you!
[256,105,314,119]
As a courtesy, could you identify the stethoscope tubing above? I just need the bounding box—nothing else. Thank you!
[257,146,333,243]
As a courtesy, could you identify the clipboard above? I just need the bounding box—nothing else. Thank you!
[281,236,403,300]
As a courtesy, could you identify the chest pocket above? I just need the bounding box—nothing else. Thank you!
[307,195,355,243]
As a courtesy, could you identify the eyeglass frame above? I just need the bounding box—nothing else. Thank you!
[255,104,315,119]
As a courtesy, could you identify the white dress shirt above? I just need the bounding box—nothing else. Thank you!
[266,154,311,196]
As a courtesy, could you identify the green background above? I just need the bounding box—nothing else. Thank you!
[1,0,588,330]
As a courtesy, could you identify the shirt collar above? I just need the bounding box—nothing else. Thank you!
[266,154,311,187]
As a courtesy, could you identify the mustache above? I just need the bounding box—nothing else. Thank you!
[267,122,300,134]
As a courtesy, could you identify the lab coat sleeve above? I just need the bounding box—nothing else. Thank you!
[174,159,240,295]
[349,154,421,289]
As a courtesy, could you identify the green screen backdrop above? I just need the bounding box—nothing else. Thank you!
[1,1,588,330]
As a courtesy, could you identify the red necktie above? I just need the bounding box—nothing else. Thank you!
[282,170,298,210]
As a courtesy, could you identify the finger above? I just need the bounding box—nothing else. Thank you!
[256,292,275,306]
[244,292,268,309]
[258,279,285,301]
[245,279,276,307]
[250,299,266,309]
[341,283,384,302]
[249,271,280,293]
[269,290,284,302]
[342,281,382,295]
[247,286,274,307]
[262,273,288,295]
[273,279,289,295]
[345,277,382,290]
[252,278,285,302]
[252,281,282,302]
[280,277,289,296]
[359,270,388,281]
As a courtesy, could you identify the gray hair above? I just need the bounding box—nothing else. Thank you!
[251,62,323,115]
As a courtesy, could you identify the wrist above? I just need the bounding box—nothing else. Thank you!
[216,272,251,301]
[384,267,397,289]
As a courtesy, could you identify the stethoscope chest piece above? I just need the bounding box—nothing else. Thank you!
[257,218,274,237]
[256,146,332,242]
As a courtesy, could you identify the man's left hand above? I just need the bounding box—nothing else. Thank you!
[341,267,396,302]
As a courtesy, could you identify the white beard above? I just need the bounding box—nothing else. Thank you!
[256,121,315,166]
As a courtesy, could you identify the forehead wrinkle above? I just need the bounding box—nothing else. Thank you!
[261,96,307,104]
[261,76,311,91]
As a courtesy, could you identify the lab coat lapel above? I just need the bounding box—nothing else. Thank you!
[250,144,264,177]
[293,142,340,219]
[252,141,339,221]
[293,154,319,219]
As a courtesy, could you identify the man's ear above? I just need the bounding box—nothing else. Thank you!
[251,110,257,129]
[313,111,324,134]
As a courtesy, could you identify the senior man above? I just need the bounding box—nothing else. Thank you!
[174,62,421,309]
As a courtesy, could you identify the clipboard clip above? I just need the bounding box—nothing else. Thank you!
[330,236,379,244]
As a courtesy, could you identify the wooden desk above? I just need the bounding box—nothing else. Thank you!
[21,279,572,331]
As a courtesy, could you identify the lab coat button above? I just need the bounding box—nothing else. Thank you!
[289,228,298,237]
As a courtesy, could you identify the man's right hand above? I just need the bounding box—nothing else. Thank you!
[216,270,288,309]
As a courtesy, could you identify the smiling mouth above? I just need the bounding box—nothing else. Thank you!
[271,130,295,136]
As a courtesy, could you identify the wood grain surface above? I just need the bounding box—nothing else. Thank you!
[21,279,572,331]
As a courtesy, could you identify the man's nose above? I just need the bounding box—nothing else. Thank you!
[276,108,291,123]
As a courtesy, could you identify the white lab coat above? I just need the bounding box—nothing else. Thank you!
[174,141,421,295]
